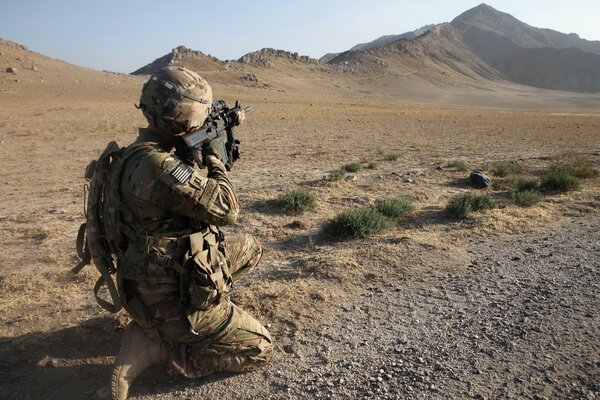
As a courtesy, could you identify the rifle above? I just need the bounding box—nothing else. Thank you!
[176,99,251,170]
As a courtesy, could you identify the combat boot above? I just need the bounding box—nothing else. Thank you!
[111,322,173,400]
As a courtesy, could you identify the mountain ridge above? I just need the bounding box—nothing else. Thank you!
[451,3,600,55]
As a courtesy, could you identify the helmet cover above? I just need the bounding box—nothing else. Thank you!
[139,67,212,134]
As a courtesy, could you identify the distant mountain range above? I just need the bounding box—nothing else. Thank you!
[132,3,600,93]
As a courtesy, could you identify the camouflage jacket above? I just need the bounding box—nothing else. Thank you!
[113,128,238,295]
[121,128,238,235]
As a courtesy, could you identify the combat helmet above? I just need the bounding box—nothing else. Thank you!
[138,66,212,135]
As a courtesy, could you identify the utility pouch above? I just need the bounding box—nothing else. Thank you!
[186,228,231,311]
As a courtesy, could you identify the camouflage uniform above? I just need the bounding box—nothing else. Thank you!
[112,128,272,377]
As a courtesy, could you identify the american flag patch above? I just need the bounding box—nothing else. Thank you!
[171,163,194,184]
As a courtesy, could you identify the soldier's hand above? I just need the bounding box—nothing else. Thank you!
[202,139,225,164]
[232,109,245,126]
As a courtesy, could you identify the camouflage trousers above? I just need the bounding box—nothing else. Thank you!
[137,233,273,378]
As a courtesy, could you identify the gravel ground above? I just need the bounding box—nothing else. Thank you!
[127,214,600,400]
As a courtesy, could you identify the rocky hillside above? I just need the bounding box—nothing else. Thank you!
[0,38,139,103]
[328,24,498,84]
[238,48,319,68]
[320,25,434,63]
[351,24,436,52]
[131,46,226,76]
[451,3,600,92]
[452,3,600,55]
[322,3,600,93]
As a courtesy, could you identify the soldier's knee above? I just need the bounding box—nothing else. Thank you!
[247,235,262,268]
[237,234,262,275]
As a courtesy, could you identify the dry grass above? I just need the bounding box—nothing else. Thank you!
[0,268,100,337]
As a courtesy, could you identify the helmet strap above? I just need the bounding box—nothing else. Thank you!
[150,76,209,104]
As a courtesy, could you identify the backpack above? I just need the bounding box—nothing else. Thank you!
[74,141,124,313]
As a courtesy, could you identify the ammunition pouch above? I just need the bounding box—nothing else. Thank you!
[185,226,231,311]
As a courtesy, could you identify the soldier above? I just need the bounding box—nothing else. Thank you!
[105,67,273,400]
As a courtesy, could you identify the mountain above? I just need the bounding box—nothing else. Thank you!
[451,3,600,92]
[351,24,436,52]
[322,3,600,92]
[327,24,498,85]
[131,46,226,75]
[319,25,434,63]
[131,4,600,93]
[451,3,600,55]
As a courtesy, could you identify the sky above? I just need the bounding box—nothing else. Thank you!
[1,0,599,73]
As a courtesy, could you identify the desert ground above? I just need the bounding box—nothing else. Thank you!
[0,39,599,399]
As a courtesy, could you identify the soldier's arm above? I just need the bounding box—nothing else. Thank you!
[132,151,239,225]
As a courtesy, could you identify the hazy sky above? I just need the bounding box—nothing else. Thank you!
[1,0,599,73]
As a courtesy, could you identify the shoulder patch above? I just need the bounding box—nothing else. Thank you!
[171,163,194,184]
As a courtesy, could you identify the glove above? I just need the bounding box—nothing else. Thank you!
[232,109,245,126]
[202,138,225,165]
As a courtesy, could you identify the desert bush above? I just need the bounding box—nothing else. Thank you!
[276,189,317,214]
[491,161,524,177]
[507,176,539,193]
[343,162,362,173]
[447,159,469,171]
[548,152,598,179]
[540,171,581,193]
[446,192,495,218]
[384,153,400,161]
[374,196,415,219]
[323,207,391,239]
[329,169,346,181]
[512,190,542,207]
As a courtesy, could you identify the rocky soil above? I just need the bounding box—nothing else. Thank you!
[125,214,599,400]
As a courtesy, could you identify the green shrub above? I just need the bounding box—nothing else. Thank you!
[343,162,362,173]
[549,152,598,179]
[512,190,542,207]
[323,207,391,239]
[446,192,495,218]
[492,161,524,177]
[276,189,317,214]
[540,171,581,193]
[447,159,469,172]
[329,169,346,181]
[384,153,400,161]
[507,176,539,193]
[374,196,415,219]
